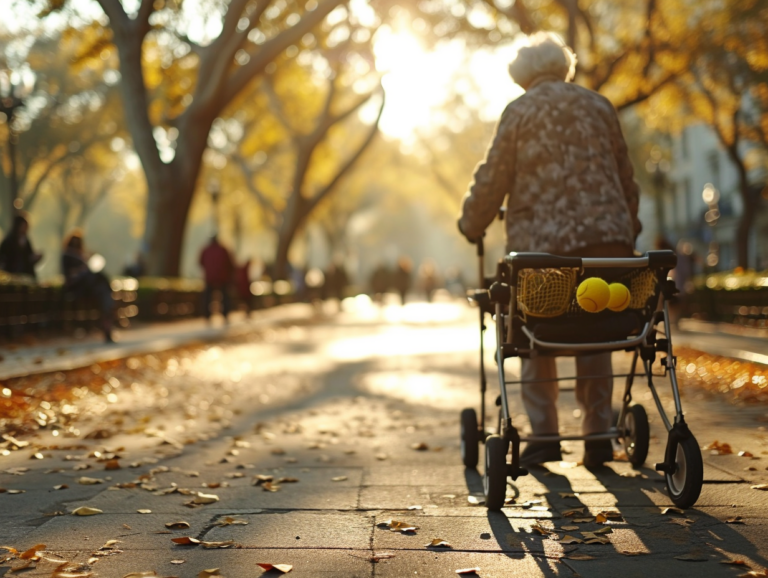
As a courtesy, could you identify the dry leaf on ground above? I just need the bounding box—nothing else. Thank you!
[190,492,219,504]
[455,568,480,575]
[567,554,597,561]
[562,508,585,517]
[77,477,104,485]
[198,569,223,578]
[410,442,428,451]
[137,509,152,514]
[560,525,579,531]
[165,521,190,529]
[467,496,485,505]
[71,507,103,516]
[331,476,347,482]
[662,507,685,515]
[705,441,733,455]
[171,537,200,545]
[530,524,552,536]
[213,517,248,527]
[674,553,709,561]
[377,520,419,533]
[751,484,768,491]
[559,535,583,544]
[369,553,395,562]
[19,544,45,559]
[727,516,745,524]
[201,540,235,549]
[170,560,185,565]
[426,539,452,548]
[256,563,292,573]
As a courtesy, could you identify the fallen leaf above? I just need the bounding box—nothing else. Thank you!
[191,492,219,504]
[559,535,583,544]
[572,517,594,523]
[455,568,480,575]
[123,572,158,578]
[411,442,429,451]
[674,553,709,561]
[278,477,299,483]
[467,495,485,505]
[262,481,281,492]
[727,516,745,524]
[104,459,121,470]
[76,477,104,485]
[560,525,579,531]
[563,508,585,517]
[53,484,68,490]
[662,507,686,515]
[738,451,754,458]
[620,551,647,556]
[71,507,103,516]
[594,527,613,535]
[721,560,749,566]
[20,544,45,559]
[170,560,185,565]
[252,475,274,486]
[171,537,200,546]
[213,517,248,527]
[375,453,387,460]
[201,540,235,549]
[10,559,35,572]
[270,448,286,455]
[137,509,152,514]
[377,520,419,533]
[530,524,551,536]
[567,554,597,561]
[6,490,25,494]
[369,553,395,562]
[331,476,347,482]
[198,569,222,578]
[99,539,120,550]
[256,563,292,573]
[165,521,191,529]
[559,492,579,499]
[751,484,768,491]
[426,539,452,548]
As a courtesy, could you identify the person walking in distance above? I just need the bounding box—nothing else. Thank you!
[458,32,642,468]
[199,235,235,324]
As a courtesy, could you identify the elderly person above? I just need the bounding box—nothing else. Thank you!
[458,32,642,468]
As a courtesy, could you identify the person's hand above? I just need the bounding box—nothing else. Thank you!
[457,219,481,244]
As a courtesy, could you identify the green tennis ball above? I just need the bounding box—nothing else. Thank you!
[607,283,631,312]
[576,277,610,313]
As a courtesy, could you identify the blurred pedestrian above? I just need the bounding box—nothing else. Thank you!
[199,235,234,323]
[392,256,413,306]
[458,32,642,468]
[0,214,43,279]
[61,230,114,343]
[324,262,350,302]
[370,264,390,303]
[418,259,440,302]
[234,258,252,314]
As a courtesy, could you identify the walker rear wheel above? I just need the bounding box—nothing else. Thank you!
[622,404,650,467]
[665,433,703,509]
[460,408,479,469]
[484,435,508,511]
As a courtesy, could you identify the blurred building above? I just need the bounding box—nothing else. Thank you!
[664,124,767,270]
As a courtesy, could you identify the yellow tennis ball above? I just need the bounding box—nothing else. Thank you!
[576,277,610,313]
[607,283,631,312]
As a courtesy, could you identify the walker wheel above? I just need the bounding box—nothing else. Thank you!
[622,404,650,467]
[460,408,479,469]
[665,433,703,509]
[483,434,508,510]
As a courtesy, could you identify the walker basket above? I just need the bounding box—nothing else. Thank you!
[517,268,578,318]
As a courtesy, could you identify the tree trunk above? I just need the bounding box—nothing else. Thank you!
[736,180,758,269]
[141,113,213,277]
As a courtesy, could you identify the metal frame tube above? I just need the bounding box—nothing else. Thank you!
[495,303,511,422]
[520,323,652,352]
[663,300,684,419]
[505,372,644,386]
[643,358,673,431]
[616,350,641,432]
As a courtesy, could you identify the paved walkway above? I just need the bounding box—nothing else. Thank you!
[1,300,767,577]
[0,304,318,380]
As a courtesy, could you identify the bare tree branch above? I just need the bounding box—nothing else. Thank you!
[222,0,345,106]
[615,72,677,110]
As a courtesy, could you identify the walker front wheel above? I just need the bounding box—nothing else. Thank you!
[665,433,703,509]
[460,408,479,469]
[622,404,650,467]
[484,435,508,511]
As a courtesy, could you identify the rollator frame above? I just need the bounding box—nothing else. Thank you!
[462,239,704,511]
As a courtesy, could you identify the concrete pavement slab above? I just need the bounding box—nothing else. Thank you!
[0,549,374,578]
[201,511,373,549]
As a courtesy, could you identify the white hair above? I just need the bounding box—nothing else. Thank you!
[507,32,577,88]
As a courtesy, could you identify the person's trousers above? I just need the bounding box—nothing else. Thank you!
[521,353,613,436]
[203,284,231,319]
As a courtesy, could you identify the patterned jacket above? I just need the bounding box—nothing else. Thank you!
[459,78,642,254]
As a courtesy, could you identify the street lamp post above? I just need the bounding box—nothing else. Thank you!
[0,69,35,214]
[208,178,220,235]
